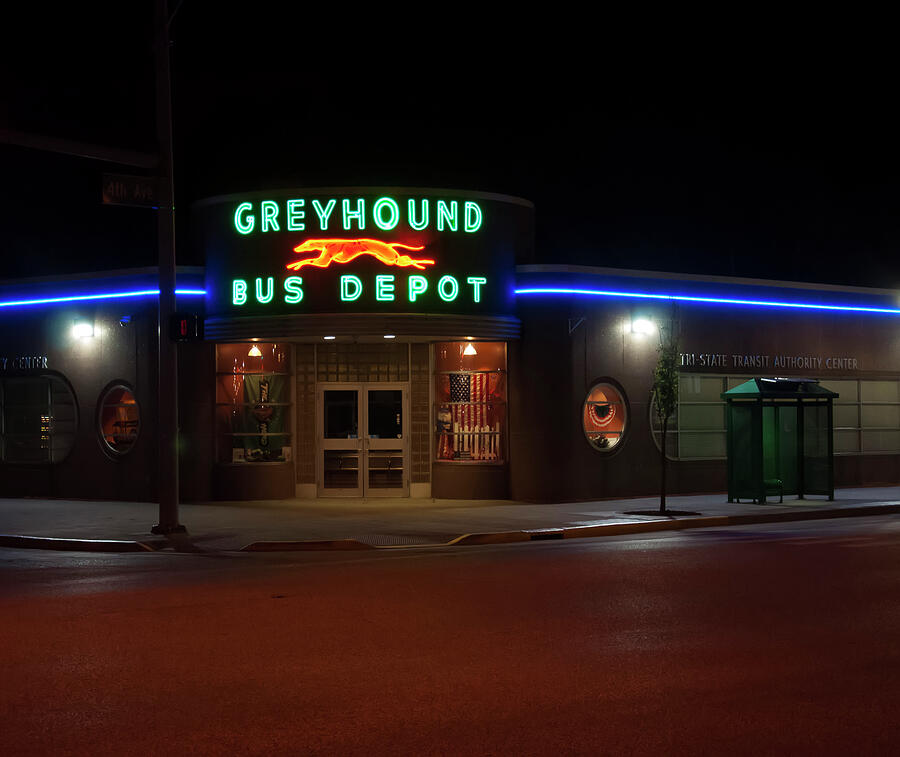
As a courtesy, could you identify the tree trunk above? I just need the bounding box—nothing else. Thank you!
[660,417,668,514]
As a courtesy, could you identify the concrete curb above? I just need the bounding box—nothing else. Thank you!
[240,502,900,551]
[0,534,156,553]
[455,503,900,547]
[3,502,898,554]
[241,538,373,552]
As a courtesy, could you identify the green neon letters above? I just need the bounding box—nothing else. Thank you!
[312,199,336,230]
[284,276,303,303]
[230,274,488,306]
[436,200,457,232]
[234,202,254,234]
[464,201,482,232]
[373,197,400,231]
[255,277,274,303]
[342,199,365,231]
[286,199,306,231]
[260,201,280,233]
[438,275,459,302]
[466,277,486,303]
[375,274,395,301]
[408,275,428,302]
[408,199,429,230]
[232,279,248,304]
[340,275,363,301]
[232,197,483,235]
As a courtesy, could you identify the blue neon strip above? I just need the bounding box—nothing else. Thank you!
[514,287,900,315]
[0,289,206,308]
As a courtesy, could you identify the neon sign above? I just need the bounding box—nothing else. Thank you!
[201,188,529,317]
[231,274,487,306]
[234,196,483,235]
[287,238,435,271]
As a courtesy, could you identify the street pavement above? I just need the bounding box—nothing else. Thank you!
[2,517,899,755]
[1,486,899,551]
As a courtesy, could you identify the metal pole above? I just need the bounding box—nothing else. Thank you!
[151,0,185,535]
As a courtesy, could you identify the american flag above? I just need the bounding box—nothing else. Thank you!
[438,373,495,460]
[450,374,470,403]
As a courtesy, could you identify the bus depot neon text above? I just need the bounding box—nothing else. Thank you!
[231,274,488,305]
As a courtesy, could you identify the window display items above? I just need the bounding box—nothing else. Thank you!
[583,383,627,451]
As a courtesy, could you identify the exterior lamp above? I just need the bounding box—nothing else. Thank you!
[247,344,262,357]
[630,318,655,336]
[73,319,94,338]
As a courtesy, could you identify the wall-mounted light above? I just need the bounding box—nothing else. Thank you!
[383,334,396,339]
[72,319,94,338]
[463,342,478,356]
[629,318,656,336]
[323,335,336,340]
[247,345,262,357]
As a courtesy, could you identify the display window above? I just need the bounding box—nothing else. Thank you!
[434,341,506,463]
[98,383,140,455]
[0,375,78,464]
[583,382,627,451]
[215,343,292,463]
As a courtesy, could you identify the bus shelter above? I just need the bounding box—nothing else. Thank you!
[722,378,837,504]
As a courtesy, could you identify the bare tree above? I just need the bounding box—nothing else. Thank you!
[652,318,679,514]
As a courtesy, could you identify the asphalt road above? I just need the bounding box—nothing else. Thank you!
[1,517,899,756]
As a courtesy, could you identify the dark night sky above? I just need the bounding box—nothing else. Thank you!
[2,3,898,288]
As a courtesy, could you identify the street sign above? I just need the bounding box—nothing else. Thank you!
[102,173,159,208]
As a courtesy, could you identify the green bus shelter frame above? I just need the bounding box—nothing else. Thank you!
[722,378,838,504]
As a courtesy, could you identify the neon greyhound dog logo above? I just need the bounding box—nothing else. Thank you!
[286,238,436,271]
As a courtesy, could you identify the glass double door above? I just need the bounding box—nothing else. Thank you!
[317,383,408,497]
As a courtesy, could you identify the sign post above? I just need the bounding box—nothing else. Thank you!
[150,0,185,536]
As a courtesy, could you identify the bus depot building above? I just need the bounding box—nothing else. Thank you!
[2,186,900,504]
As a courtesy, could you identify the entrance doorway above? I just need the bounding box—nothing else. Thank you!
[316,383,409,496]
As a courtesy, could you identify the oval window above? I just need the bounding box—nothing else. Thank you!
[98,384,140,455]
[583,383,627,451]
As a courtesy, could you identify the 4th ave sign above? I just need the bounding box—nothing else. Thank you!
[102,173,160,208]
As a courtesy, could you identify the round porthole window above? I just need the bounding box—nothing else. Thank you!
[583,382,627,451]
[98,384,140,455]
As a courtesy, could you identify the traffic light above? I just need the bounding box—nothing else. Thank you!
[169,313,204,342]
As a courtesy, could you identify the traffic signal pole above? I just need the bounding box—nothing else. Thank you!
[151,0,185,535]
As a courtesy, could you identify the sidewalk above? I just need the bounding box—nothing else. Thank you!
[2,487,899,552]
